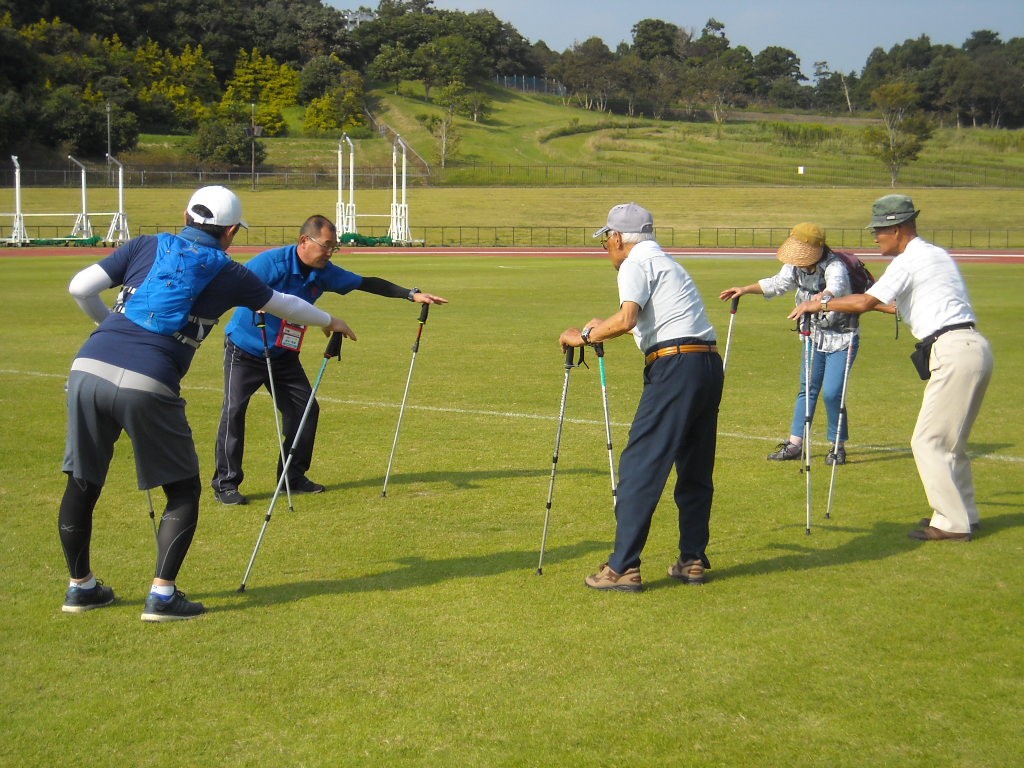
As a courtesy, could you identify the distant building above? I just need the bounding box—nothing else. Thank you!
[342,8,376,32]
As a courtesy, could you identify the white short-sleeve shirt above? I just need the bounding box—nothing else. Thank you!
[866,237,975,339]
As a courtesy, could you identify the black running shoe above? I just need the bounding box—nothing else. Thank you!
[141,589,206,622]
[290,476,325,494]
[62,581,115,613]
[212,486,248,505]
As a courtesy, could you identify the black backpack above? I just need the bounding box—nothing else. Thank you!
[829,249,875,294]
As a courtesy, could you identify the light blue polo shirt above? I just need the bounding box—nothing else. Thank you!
[617,240,715,351]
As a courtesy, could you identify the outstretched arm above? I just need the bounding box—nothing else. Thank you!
[719,283,764,301]
[359,277,448,305]
[788,293,882,320]
[262,291,357,340]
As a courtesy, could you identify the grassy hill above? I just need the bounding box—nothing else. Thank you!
[127,84,1024,189]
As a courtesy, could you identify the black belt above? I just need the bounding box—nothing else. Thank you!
[929,322,975,342]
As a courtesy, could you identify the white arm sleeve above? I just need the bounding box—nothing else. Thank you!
[68,264,115,324]
[261,291,332,328]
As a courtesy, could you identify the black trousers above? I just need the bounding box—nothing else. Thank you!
[607,350,724,573]
[212,340,319,492]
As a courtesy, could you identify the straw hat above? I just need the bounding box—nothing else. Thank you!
[776,222,826,268]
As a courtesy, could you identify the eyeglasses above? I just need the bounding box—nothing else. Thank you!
[600,231,617,250]
[308,235,340,254]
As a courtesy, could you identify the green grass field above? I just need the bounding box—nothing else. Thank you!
[1,245,1021,766]
[7,185,1024,250]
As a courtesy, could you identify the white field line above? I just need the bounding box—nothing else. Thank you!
[6,367,1022,464]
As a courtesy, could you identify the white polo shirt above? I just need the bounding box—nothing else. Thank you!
[866,237,976,339]
[617,240,715,351]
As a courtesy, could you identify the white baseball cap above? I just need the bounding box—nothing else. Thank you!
[186,185,247,228]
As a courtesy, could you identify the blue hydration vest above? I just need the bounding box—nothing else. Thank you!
[123,232,231,347]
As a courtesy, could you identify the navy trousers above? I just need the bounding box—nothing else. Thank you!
[607,350,724,573]
[212,340,319,492]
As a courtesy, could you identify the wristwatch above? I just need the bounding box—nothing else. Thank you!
[407,286,420,302]
[581,327,593,345]
[820,295,832,312]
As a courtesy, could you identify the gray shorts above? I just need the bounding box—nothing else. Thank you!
[63,362,199,489]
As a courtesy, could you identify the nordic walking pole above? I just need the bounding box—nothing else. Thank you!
[256,312,293,511]
[722,295,740,375]
[146,489,158,540]
[825,337,856,520]
[239,332,343,592]
[593,342,617,511]
[801,312,813,535]
[382,302,430,498]
[537,346,583,575]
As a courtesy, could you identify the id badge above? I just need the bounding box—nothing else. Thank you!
[275,320,307,351]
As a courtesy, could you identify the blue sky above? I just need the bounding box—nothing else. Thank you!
[351,0,1024,79]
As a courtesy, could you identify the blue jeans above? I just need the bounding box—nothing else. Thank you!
[789,335,859,443]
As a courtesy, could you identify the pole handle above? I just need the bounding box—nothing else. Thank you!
[800,312,811,336]
[418,302,429,323]
[563,347,574,367]
[593,342,605,358]
[730,296,740,314]
[325,331,343,359]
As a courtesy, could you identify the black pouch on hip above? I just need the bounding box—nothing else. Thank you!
[910,337,934,380]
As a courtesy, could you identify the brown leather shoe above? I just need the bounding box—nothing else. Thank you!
[667,558,706,585]
[585,563,642,592]
[918,518,980,532]
[908,525,971,541]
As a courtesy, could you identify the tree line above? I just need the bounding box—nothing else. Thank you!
[1,0,1021,170]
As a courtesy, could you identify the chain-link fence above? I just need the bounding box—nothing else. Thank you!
[8,222,1012,250]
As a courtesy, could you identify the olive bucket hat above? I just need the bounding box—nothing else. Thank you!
[867,194,919,229]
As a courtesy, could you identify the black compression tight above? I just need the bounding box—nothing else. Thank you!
[58,473,201,582]
[59,475,102,579]
[154,475,201,582]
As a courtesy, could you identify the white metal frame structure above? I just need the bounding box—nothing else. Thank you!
[336,134,356,235]
[387,136,411,244]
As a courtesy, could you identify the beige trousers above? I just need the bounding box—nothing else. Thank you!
[911,329,993,533]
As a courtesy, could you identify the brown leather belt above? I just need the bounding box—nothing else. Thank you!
[644,344,718,366]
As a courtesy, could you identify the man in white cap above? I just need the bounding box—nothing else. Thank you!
[789,194,993,541]
[61,186,356,621]
[559,202,723,591]
[720,223,863,465]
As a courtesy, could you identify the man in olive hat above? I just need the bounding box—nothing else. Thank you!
[789,194,993,541]
[720,222,862,465]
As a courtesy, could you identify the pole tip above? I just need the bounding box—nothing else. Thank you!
[237,584,246,593]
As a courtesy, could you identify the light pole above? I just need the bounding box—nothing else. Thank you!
[106,102,112,185]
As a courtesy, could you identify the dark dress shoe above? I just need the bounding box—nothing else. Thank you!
[908,525,971,541]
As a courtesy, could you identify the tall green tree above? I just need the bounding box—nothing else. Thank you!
[864,81,934,186]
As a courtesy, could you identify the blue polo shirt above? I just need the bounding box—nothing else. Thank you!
[225,244,363,358]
